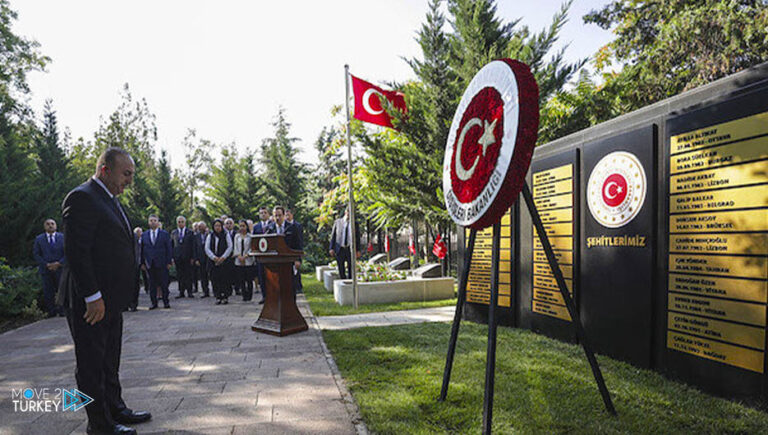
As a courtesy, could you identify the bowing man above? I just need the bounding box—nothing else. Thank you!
[141,214,172,309]
[60,147,151,434]
[32,218,66,317]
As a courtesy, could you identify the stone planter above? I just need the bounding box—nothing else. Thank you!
[316,265,334,282]
[333,277,455,306]
[323,269,340,292]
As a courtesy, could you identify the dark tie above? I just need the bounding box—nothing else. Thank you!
[49,234,54,245]
[342,222,348,247]
[112,197,131,234]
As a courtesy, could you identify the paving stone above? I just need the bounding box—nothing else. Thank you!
[0,281,358,434]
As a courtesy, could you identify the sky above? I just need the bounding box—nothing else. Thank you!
[13,0,614,168]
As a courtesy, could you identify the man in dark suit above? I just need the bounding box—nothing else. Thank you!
[285,208,303,294]
[171,215,196,299]
[267,206,303,296]
[141,214,172,309]
[193,221,211,298]
[127,227,145,312]
[252,207,271,304]
[61,147,151,435]
[329,208,361,279]
[33,218,66,317]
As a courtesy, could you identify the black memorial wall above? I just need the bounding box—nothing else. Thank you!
[457,61,768,399]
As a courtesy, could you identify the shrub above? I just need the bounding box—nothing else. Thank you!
[0,258,44,319]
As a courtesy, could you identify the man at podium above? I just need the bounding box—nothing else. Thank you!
[265,206,302,295]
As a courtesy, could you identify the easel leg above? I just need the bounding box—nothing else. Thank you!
[439,229,477,401]
[522,182,617,415]
[482,222,501,434]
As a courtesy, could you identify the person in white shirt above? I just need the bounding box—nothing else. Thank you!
[233,220,256,302]
[205,219,233,305]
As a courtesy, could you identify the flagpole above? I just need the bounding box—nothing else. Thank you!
[344,64,359,310]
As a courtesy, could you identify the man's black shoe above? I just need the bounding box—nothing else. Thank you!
[258,299,265,305]
[175,294,185,299]
[187,294,195,298]
[86,423,137,435]
[149,305,158,310]
[114,409,152,425]
[163,303,171,309]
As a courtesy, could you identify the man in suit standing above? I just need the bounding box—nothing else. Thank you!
[32,218,66,317]
[329,208,360,280]
[141,214,172,309]
[194,221,211,298]
[190,222,200,294]
[267,206,303,296]
[171,216,195,299]
[61,147,151,435]
[285,208,303,294]
[251,207,271,304]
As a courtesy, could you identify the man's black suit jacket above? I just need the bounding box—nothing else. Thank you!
[61,178,137,314]
[265,222,302,251]
[171,228,196,261]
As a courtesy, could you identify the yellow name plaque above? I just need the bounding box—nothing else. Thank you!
[670,111,768,154]
[667,331,764,373]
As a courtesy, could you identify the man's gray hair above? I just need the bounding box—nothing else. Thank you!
[176,215,186,222]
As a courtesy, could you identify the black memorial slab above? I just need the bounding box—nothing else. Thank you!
[580,126,657,368]
[459,207,517,327]
[523,149,579,342]
[663,86,768,399]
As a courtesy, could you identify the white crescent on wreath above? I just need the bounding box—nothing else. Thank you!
[442,59,539,230]
[258,238,268,252]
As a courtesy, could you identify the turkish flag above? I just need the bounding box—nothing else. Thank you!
[351,75,407,129]
[367,241,374,253]
[409,233,416,255]
[432,234,447,260]
[385,234,390,253]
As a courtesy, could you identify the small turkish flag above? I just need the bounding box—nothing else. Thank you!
[409,233,416,255]
[385,234,390,253]
[367,241,374,253]
[351,75,407,129]
[432,234,447,260]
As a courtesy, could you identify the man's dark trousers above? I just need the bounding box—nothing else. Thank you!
[148,266,169,306]
[65,301,127,428]
[198,261,210,296]
[335,247,352,279]
[176,260,193,297]
[40,269,62,316]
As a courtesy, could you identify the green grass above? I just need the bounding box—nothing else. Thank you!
[323,322,768,434]
[302,273,457,317]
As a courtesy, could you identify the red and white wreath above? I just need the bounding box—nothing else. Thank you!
[442,59,539,229]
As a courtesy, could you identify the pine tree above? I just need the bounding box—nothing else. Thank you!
[259,108,306,213]
[148,149,184,226]
[0,113,41,265]
[33,100,78,223]
[204,146,243,219]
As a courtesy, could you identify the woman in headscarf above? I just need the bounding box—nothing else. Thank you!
[204,219,233,305]
[233,219,255,302]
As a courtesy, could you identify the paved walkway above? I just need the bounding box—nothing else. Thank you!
[0,284,360,435]
[316,306,455,330]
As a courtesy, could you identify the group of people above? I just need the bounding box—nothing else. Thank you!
[34,208,305,316]
[130,207,303,309]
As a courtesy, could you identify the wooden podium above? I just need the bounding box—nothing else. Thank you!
[249,234,308,336]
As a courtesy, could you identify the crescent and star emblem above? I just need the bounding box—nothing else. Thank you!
[454,117,498,181]
[362,88,385,115]
[603,181,621,200]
